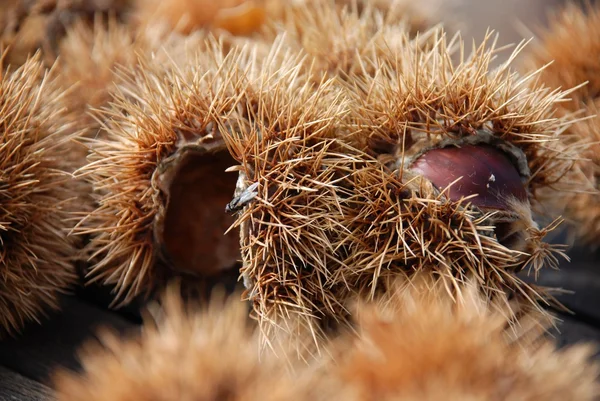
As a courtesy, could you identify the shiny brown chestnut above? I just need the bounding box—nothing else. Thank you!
[410,144,527,210]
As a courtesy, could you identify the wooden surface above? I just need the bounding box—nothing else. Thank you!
[0,297,139,401]
[0,367,54,401]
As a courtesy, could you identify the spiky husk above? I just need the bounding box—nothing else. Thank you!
[224,28,581,349]
[0,53,79,334]
[53,287,331,401]
[334,166,549,309]
[53,275,599,401]
[261,0,442,80]
[342,29,579,274]
[73,38,276,304]
[333,273,600,401]
[346,30,578,198]
[520,2,600,247]
[217,37,376,347]
[55,17,215,159]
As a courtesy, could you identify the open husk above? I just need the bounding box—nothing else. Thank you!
[223,27,583,349]
[73,38,278,304]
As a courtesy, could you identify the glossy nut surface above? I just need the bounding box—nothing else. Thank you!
[410,144,527,210]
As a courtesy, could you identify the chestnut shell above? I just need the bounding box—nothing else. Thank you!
[410,144,527,210]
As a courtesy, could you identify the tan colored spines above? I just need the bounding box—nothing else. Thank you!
[73,39,260,305]
[261,0,440,80]
[344,29,578,271]
[520,2,600,248]
[0,53,79,335]
[334,166,539,310]
[521,2,600,107]
[53,288,330,401]
[219,41,361,348]
[55,9,271,136]
[56,16,225,143]
[348,29,575,190]
[334,274,600,401]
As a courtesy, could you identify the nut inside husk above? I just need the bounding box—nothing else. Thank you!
[153,141,240,277]
[408,135,534,250]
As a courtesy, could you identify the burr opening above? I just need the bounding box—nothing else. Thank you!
[410,142,531,250]
[158,149,240,277]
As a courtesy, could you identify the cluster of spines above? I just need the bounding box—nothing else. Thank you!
[72,40,247,304]
[0,52,79,334]
[520,2,600,248]
[219,26,582,346]
[53,276,600,401]
[217,40,361,345]
[340,29,578,280]
[261,0,442,80]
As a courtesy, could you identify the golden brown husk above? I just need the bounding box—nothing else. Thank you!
[53,275,599,401]
[218,38,364,347]
[223,26,581,349]
[333,273,600,401]
[0,52,79,334]
[340,28,580,298]
[53,287,333,401]
[520,2,600,248]
[73,38,271,304]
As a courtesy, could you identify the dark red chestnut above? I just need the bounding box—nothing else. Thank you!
[410,144,527,210]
